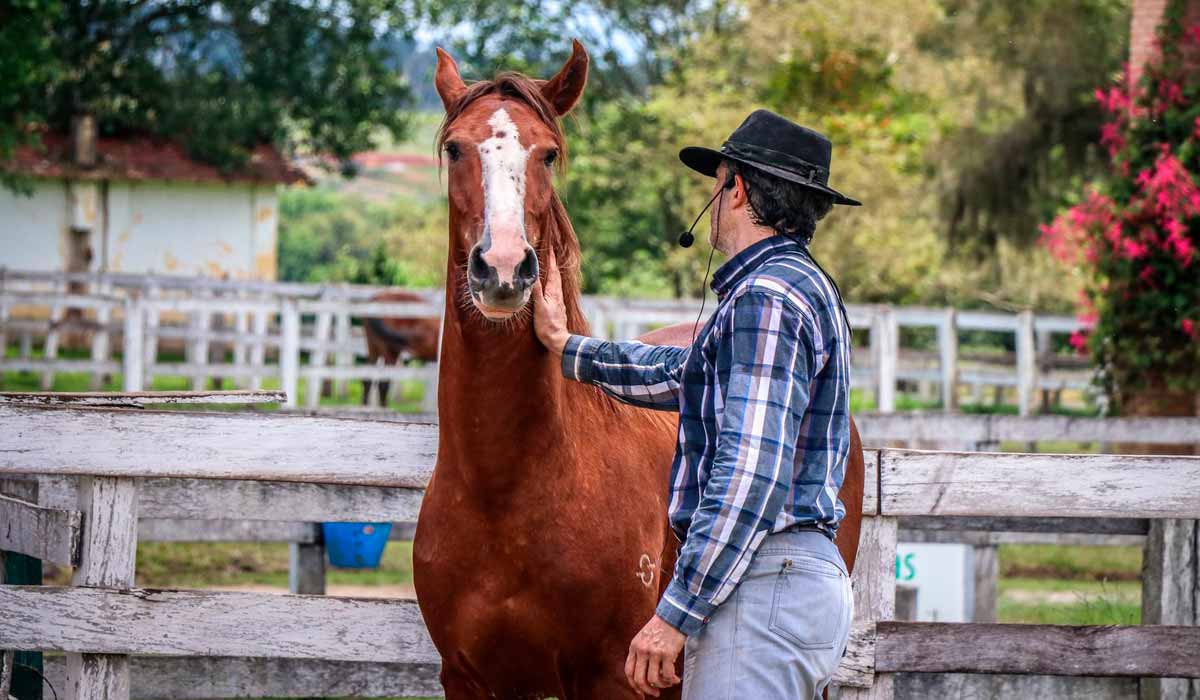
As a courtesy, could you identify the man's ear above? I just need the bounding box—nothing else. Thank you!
[435,47,468,112]
[540,39,589,116]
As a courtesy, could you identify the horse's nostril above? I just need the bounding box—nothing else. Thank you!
[469,247,490,281]
[517,248,539,283]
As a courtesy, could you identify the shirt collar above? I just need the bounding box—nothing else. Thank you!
[711,235,804,298]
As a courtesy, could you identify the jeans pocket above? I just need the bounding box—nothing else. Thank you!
[768,556,844,650]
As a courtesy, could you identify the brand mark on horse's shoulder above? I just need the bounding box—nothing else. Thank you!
[636,553,656,587]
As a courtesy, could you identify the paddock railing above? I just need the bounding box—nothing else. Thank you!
[1,393,1198,700]
[1,267,1091,414]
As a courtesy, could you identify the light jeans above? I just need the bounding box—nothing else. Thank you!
[681,530,853,700]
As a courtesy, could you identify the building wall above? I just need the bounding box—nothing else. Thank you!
[0,179,278,280]
[1131,0,1200,87]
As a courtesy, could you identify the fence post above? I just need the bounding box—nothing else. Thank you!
[289,526,326,595]
[141,284,160,389]
[188,295,210,391]
[939,308,958,412]
[0,288,9,389]
[1016,310,1037,417]
[972,544,998,622]
[67,476,138,700]
[280,299,300,408]
[333,307,352,399]
[90,295,112,391]
[40,300,63,391]
[1140,519,1200,700]
[250,308,268,391]
[306,311,333,409]
[233,300,249,389]
[122,298,144,392]
[873,306,898,413]
[842,515,897,700]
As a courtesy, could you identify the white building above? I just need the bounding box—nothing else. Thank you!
[1,130,306,280]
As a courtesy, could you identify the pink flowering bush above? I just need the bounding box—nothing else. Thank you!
[1040,2,1200,401]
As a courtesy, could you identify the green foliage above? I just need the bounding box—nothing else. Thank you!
[277,187,446,287]
[921,0,1130,253]
[1,0,416,179]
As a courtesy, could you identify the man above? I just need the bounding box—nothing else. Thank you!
[533,109,859,699]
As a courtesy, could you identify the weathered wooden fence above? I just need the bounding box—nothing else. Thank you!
[2,393,1199,700]
[1,268,1091,415]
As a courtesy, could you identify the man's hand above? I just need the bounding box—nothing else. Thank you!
[532,246,570,354]
[624,615,685,697]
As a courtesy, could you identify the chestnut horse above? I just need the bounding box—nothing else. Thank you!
[361,290,440,406]
[412,41,864,700]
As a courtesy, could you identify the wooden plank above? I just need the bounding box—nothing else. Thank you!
[895,673,1135,700]
[68,476,138,700]
[138,519,318,543]
[873,307,897,414]
[0,359,122,374]
[875,622,1200,677]
[136,478,424,522]
[898,515,1150,536]
[855,412,1200,446]
[863,449,880,516]
[43,656,445,700]
[305,311,332,409]
[899,530,1144,547]
[248,309,268,391]
[880,449,1200,518]
[0,494,81,566]
[0,586,439,664]
[39,301,62,391]
[333,309,352,398]
[0,390,285,407]
[833,621,875,689]
[840,516,897,699]
[89,300,111,391]
[0,405,437,488]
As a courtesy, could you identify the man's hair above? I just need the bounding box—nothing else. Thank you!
[725,159,835,245]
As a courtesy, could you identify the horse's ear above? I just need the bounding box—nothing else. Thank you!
[435,47,468,112]
[541,39,589,116]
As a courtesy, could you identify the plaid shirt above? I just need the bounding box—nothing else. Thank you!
[561,236,851,635]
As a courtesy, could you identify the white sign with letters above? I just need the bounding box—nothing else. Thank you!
[894,542,975,622]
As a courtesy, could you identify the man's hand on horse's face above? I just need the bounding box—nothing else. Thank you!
[625,614,685,697]
[532,246,570,354]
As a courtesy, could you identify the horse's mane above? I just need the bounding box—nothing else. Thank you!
[437,72,589,334]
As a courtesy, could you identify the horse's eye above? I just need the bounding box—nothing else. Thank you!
[444,142,461,162]
[544,149,558,167]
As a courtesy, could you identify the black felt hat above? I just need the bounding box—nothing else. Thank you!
[679,109,861,206]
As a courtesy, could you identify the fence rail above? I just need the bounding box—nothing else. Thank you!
[2,395,1199,699]
[1,268,1091,414]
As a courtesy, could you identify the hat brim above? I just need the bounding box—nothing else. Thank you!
[679,146,861,207]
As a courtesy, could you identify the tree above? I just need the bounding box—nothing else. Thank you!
[1040,0,1200,411]
[1,0,416,184]
[920,0,1130,253]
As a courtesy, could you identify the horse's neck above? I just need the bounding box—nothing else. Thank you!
[436,282,587,486]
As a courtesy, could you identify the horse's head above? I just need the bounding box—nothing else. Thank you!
[435,41,588,323]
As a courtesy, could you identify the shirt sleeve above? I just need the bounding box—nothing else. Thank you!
[655,291,819,634]
[560,334,688,411]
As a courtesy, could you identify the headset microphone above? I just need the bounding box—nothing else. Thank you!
[677,175,736,248]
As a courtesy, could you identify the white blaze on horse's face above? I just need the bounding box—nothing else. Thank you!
[467,107,540,319]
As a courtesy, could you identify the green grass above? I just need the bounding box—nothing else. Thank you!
[999,544,1142,581]
[998,578,1141,625]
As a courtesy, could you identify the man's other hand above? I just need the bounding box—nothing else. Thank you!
[625,614,685,697]
[532,246,570,354]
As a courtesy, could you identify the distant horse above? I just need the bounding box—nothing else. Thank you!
[361,290,440,406]
[412,42,864,700]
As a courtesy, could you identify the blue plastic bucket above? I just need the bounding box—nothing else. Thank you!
[322,522,392,569]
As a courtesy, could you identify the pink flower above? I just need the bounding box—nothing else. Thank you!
[1100,122,1126,157]
[1183,319,1197,338]
[1138,265,1156,284]
[1121,238,1149,259]
[1069,330,1090,356]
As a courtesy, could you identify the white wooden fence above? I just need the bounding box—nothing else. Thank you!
[1,268,1090,415]
[1,392,1198,699]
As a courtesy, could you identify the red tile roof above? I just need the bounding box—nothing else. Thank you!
[5,131,309,186]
